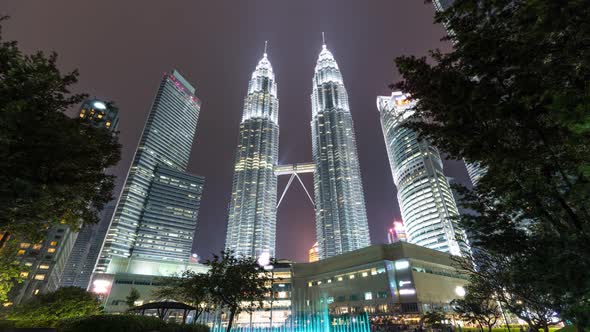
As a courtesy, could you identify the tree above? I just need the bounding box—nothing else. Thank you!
[421,310,448,330]
[451,283,501,332]
[3,287,102,327]
[0,239,26,304]
[153,270,212,322]
[125,288,140,309]
[205,251,271,332]
[393,0,590,329]
[0,16,121,242]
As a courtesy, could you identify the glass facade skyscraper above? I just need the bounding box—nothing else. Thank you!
[133,165,204,261]
[225,51,279,258]
[377,92,468,256]
[95,70,204,274]
[61,99,119,289]
[311,44,371,259]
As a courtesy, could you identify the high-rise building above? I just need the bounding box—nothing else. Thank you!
[9,224,77,304]
[311,43,371,259]
[308,242,319,263]
[95,70,204,274]
[377,92,468,256]
[427,0,488,188]
[61,99,120,289]
[132,165,205,261]
[78,98,119,131]
[387,221,407,244]
[60,202,115,289]
[225,49,279,259]
[465,162,486,187]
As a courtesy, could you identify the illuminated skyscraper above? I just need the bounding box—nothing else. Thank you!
[61,99,119,289]
[95,70,204,273]
[225,47,279,258]
[308,242,319,262]
[311,42,371,259]
[377,92,468,256]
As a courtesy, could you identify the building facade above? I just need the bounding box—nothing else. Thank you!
[60,99,120,289]
[377,92,468,256]
[311,44,371,259]
[60,202,115,289]
[95,70,204,274]
[91,243,467,327]
[9,224,77,304]
[225,51,279,258]
[291,242,468,320]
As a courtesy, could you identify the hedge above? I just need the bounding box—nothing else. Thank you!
[55,315,209,332]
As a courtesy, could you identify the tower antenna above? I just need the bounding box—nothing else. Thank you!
[264,40,268,56]
[322,32,326,45]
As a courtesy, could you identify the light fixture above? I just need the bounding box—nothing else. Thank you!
[92,279,111,294]
[399,289,416,295]
[257,251,271,267]
[394,260,410,270]
[93,101,107,110]
[455,286,466,297]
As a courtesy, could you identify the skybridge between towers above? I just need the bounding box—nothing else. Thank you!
[275,162,315,209]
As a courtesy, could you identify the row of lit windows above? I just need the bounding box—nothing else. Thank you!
[307,267,387,287]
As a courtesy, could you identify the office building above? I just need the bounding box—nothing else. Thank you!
[377,92,468,256]
[9,224,77,304]
[387,221,407,244]
[309,242,319,263]
[95,70,204,274]
[225,48,279,258]
[78,98,119,131]
[61,99,120,289]
[311,42,371,259]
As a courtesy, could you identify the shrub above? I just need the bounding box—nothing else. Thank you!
[56,315,210,332]
[163,322,210,332]
[56,315,167,332]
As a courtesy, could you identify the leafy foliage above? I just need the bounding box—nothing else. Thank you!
[421,311,448,329]
[0,239,26,304]
[451,283,501,332]
[3,287,102,327]
[0,16,121,242]
[125,287,141,309]
[205,251,271,332]
[394,0,590,329]
[153,270,211,321]
[56,314,209,332]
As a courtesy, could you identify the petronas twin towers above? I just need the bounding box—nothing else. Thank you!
[225,42,371,260]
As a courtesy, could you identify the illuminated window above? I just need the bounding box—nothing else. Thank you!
[349,274,355,279]
[17,250,25,256]
[362,272,368,277]
[24,262,33,267]
[33,289,40,295]
[32,244,42,250]
[364,292,373,300]
[337,276,343,281]
[39,264,49,270]
[97,113,103,119]
[106,122,111,127]
[20,243,31,249]
[49,241,58,246]
[47,248,56,253]
[34,274,45,281]
[20,272,29,278]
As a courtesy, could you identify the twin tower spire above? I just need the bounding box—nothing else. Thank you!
[225,38,371,260]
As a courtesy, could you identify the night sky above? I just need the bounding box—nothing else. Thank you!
[2,1,471,262]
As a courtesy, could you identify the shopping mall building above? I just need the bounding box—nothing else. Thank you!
[93,242,468,326]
